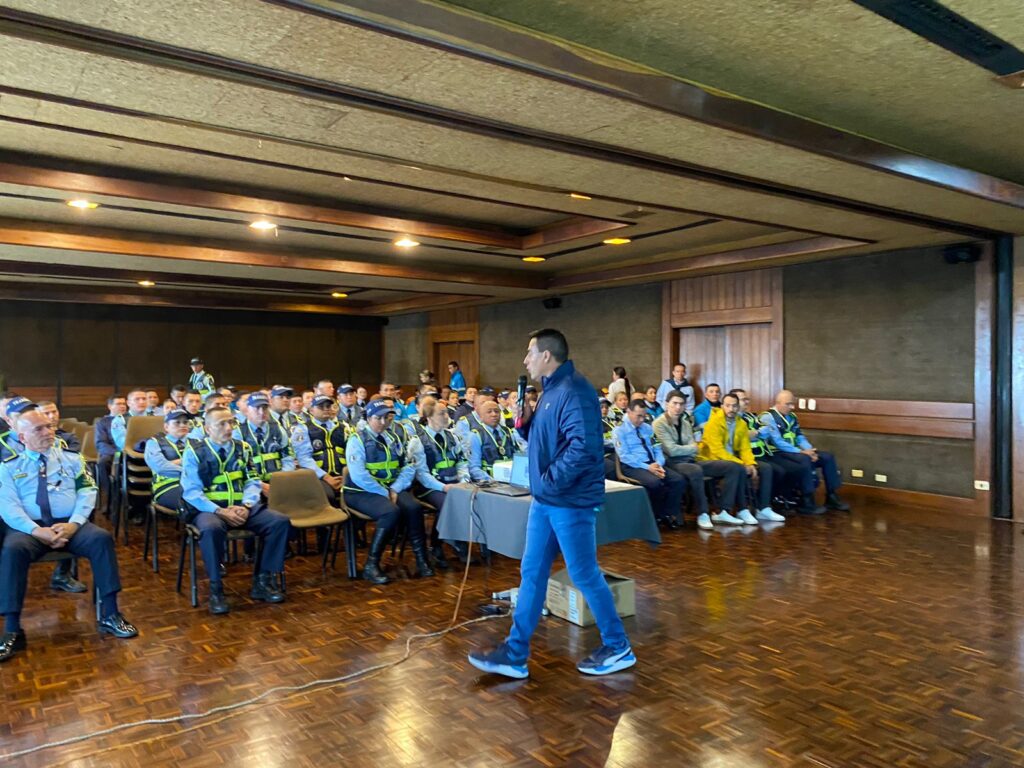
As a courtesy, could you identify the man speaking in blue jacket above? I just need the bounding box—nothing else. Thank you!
[468,329,635,679]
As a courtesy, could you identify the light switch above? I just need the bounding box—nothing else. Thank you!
[874,474,888,483]
[851,469,864,478]
[808,399,817,411]
[798,398,806,409]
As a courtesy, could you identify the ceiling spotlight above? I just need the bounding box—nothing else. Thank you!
[394,237,420,248]
[138,280,156,287]
[602,237,632,245]
[568,192,592,200]
[331,291,348,299]
[67,199,99,209]
[249,219,277,231]
[522,256,546,263]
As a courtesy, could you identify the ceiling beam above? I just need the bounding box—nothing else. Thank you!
[0,218,547,291]
[549,236,870,289]
[274,0,1024,213]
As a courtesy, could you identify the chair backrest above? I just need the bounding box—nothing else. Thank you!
[59,418,79,431]
[267,469,333,522]
[80,428,98,462]
[73,422,90,442]
[614,454,640,485]
[124,415,164,449]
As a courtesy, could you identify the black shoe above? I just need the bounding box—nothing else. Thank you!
[667,517,683,531]
[209,585,230,615]
[97,613,139,638]
[797,502,826,515]
[251,572,286,603]
[218,562,227,578]
[0,629,26,662]
[362,559,390,584]
[430,544,451,570]
[414,552,436,578]
[51,571,88,594]
[826,493,851,511]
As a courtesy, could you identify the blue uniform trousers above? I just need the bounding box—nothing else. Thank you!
[620,464,686,523]
[192,504,289,583]
[507,500,627,660]
[766,451,840,495]
[343,489,425,540]
[0,522,121,615]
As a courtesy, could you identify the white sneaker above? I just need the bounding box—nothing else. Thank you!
[697,513,713,530]
[756,507,786,523]
[711,511,743,526]
[737,509,758,525]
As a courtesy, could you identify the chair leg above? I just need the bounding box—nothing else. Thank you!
[152,510,160,573]
[94,584,101,623]
[344,520,358,579]
[71,557,79,580]
[330,524,342,570]
[176,533,187,594]
[189,534,199,608]
[250,537,264,594]
[143,506,152,561]
[321,526,333,572]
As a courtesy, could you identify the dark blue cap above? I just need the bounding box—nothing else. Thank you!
[6,396,35,416]
[247,393,270,408]
[164,408,190,423]
[479,386,495,395]
[190,357,203,365]
[525,385,537,393]
[270,386,293,398]
[365,400,394,419]
[311,395,336,409]
[338,384,355,394]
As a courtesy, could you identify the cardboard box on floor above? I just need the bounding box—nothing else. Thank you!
[545,569,635,627]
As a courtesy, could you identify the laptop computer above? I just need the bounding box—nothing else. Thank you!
[484,454,531,497]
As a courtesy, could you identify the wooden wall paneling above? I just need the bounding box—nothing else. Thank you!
[661,283,672,378]
[800,412,974,440]
[678,326,726,400]
[807,399,974,419]
[0,314,59,387]
[115,320,172,391]
[725,322,775,413]
[264,326,310,388]
[1012,236,1024,521]
[427,307,479,388]
[62,317,117,388]
[769,268,784,403]
[974,245,995,517]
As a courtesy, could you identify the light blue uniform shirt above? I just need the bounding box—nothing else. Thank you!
[759,409,813,453]
[344,429,414,497]
[409,426,471,492]
[0,446,97,533]
[110,414,128,450]
[180,439,261,513]
[144,435,185,478]
[612,419,666,470]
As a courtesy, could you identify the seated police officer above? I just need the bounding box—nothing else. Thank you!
[268,386,296,429]
[761,390,849,513]
[408,395,471,569]
[182,390,204,432]
[292,394,349,505]
[337,384,362,428]
[607,390,629,427]
[344,399,430,584]
[144,408,191,511]
[0,410,137,661]
[235,392,296,492]
[599,398,616,479]
[467,400,522,481]
[288,392,309,426]
[37,401,81,452]
[181,405,290,615]
[613,398,686,529]
[95,393,128,514]
[145,390,164,416]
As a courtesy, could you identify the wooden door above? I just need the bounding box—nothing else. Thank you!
[435,341,477,389]
[678,323,776,412]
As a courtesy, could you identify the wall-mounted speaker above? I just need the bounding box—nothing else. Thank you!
[542,297,562,310]
[943,244,982,264]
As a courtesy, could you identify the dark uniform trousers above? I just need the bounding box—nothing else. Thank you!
[696,460,746,511]
[192,503,289,583]
[97,455,116,513]
[416,487,448,548]
[0,522,121,615]
[342,488,425,542]
[153,486,183,511]
[738,461,776,509]
[664,458,708,515]
[320,477,342,506]
[620,464,686,523]
[766,451,841,497]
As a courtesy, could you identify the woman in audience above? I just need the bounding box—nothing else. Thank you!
[643,386,664,422]
[608,390,630,426]
[607,366,632,403]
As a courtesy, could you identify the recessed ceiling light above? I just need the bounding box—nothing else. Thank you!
[342,176,352,181]
[394,237,420,248]
[138,280,156,287]
[602,237,632,245]
[249,219,277,231]
[568,192,592,200]
[522,256,546,263]
[67,199,99,209]
[331,291,348,299]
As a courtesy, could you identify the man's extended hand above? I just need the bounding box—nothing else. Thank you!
[648,463,666,479]
[323,474,343,491]
[217,506,249,526]
[31,526,64,547]
[389,490,398,504]
[51,522,80,546]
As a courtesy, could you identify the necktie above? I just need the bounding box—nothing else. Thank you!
[638,432,656,464]
[36,455,54,526]
[218,447,227,463]
[255,426,265,443]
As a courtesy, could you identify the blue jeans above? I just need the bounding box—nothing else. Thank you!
[506,500,628,660]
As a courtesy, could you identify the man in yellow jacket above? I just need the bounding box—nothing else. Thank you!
[698,392,783,526]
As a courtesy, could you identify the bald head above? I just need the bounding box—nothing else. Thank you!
[774,390,797,415]
[17,410,55,453]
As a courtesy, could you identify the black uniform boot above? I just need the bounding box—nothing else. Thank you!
[362,524,392,585]
[410,530,436,578]
[208,582,230,615]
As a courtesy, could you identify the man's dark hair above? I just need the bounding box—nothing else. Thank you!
[380,380,394,389]
[666,389,687,403]
[529,328,569,363]
[170,384,187,395]
[706,382,721,390]
[721,392,739,404]
[448,361,460,369]
[185,389,201,397]
[107,394,125,405]
[673,362,686,369]
[316,378,333,387]
[728,388,746,397]
[627,397,647,412]
[204,405,232,419]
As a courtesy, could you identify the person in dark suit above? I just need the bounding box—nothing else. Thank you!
[94,394,127,516]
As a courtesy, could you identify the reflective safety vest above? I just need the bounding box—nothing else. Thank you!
[608,406,625,426]
[471,422,516,472]
[304,419,350,476]
[414,424,462,484]
[766,408,800,447]
[0,428,21,461]
[189,370,215,397]
[186,437,259,508]
[387,422,410,453]
[238,420,292,480]
[151,433,185,501]
[602,417,616,457]
[347,428,404,491]
[740,412,773,458]
[281,410,308,430]
[501,408,515,429]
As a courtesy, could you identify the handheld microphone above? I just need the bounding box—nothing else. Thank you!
[515,375,527,428]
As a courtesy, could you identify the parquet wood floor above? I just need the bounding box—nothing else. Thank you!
[2,505,1024,767]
